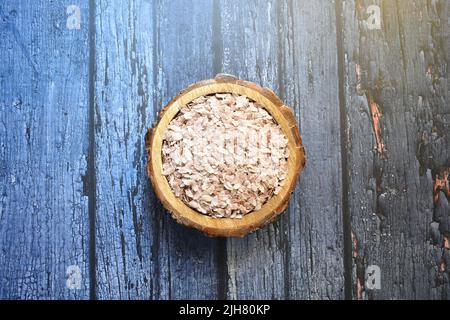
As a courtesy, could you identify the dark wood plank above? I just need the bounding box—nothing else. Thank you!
[287,0,346,299]
[94,0,222,299]
[0,1,90,299]
[152,0,224,300]
[219,0,345,299]
[341,0,450,299]
[219,0,288,299]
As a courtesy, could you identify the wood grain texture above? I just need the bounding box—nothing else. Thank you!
[94,0,155,299]
[150,0,224,299]
[0,1,90,299]
[340,0,450,299]
[1,0,449,300]
[287,0,346,299]
[219,0,345,299]
[94,0,223,299]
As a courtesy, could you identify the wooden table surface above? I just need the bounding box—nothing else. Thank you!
[1,0,449,300]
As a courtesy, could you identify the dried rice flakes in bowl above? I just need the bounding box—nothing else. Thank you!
[161,93,289,219]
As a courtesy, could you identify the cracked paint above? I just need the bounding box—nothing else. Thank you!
[352,231,365,300]
[366,95,385,156]
[434,169,450,203]
[444,236,450,250]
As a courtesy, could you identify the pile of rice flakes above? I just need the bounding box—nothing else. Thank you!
[162,93,289,219]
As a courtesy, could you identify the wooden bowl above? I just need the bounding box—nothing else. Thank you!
[145,74,306,237]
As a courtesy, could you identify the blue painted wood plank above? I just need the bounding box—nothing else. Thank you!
[152,0,225,300]
[0,1,90,299]
[218,0,289,299]
[219,0,345,299]
[94,0,223,299]
[286,0,346,299]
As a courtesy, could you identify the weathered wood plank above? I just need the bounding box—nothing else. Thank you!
[287,0,346,299]
[94,0,222,299]
[0,1,90,299]
[219,0,345,299]
[94,0,155,299]
[152,0,224,300]
[341,0,450,299]
[219,0,289,299]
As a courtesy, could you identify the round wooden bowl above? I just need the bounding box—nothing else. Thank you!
[145,74,306,237]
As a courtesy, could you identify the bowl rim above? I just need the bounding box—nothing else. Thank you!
[146,74,306,237]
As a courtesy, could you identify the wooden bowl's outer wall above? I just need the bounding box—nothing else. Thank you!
[146,74,306,237]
